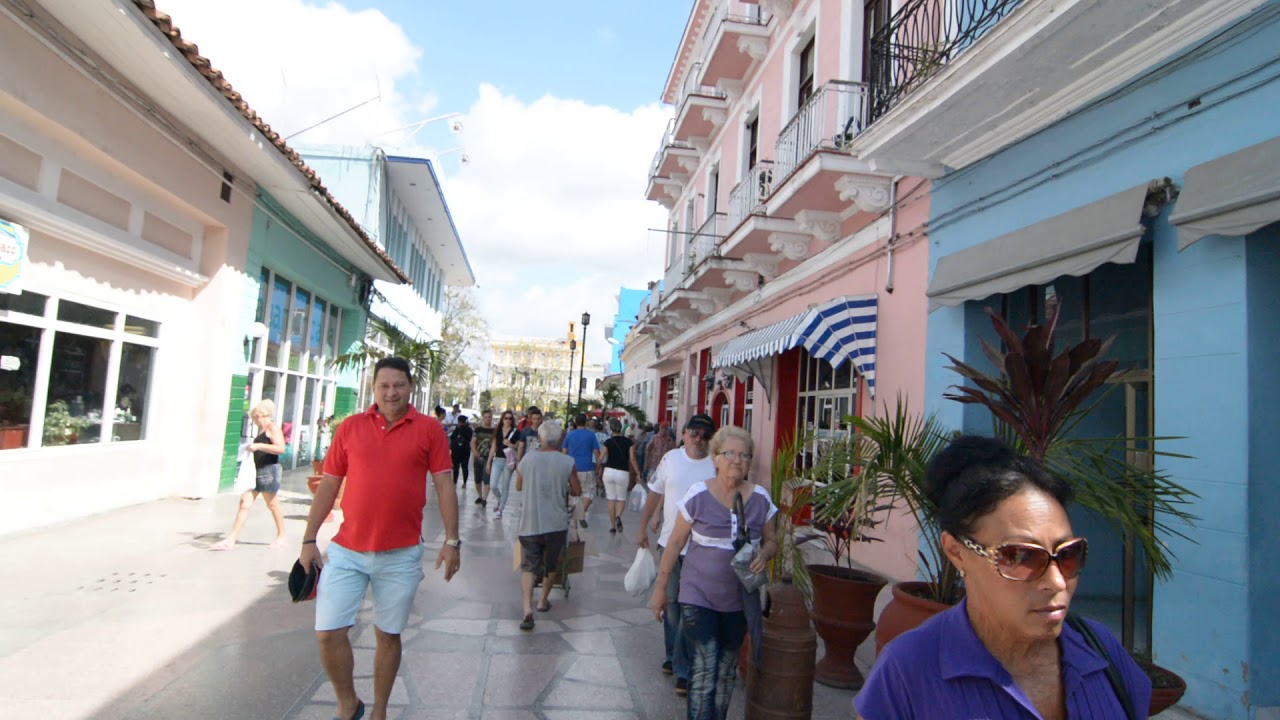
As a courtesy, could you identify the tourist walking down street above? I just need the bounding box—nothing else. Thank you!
[637,413,716,694]
[515,419,581,630]
[562,413,602,527]
[644,422,677,483]
[300,357,460,720]
[601,418,639,534]
[517,406,543,462]
[471,409,496,507]
[650,425,776,720]
[450,413,473,488]
[490,410,520,519]
[211,399,288,551]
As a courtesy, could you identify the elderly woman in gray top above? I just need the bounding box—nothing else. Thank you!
[515,419,582,630]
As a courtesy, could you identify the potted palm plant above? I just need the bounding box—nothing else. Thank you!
[0,390,31,449]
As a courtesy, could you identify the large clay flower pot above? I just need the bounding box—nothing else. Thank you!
[808,565,885,689]
[306,475,345,523]
[1143,661,1187,717]
[874,581,952,655]
[746,582,817,720]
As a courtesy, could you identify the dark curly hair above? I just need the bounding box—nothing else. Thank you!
[925,435,1073,538]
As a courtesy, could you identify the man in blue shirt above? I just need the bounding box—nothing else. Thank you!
[561,413,602,528]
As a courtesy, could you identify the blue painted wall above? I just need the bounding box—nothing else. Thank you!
[925,6,1280,716]
[1246,225,1280,708]
[610,287,648,373]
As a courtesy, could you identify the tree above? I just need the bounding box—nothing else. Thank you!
[435,287,490,406]
[478,389,493,411]
[331,316,443,400]
[600,380,647,426]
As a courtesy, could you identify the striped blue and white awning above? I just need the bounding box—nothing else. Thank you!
[712,294,878,395]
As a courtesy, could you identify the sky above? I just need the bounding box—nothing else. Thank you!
[156,0,695,366]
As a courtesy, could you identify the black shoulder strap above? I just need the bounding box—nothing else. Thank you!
[1065,613,1137,720]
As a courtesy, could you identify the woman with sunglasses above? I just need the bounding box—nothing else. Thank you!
[488,410,521,519]
[856,435,1151,720]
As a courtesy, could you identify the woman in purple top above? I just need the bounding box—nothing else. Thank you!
[856,436,1152,720]
[650,425,777,720]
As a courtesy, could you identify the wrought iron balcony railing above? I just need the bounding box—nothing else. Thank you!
[680,61,730,102]
[727,161,774,230]
[663,212,727,296]
[649,118,695,180]
[773,80,868,185]
[867,0,1029,123]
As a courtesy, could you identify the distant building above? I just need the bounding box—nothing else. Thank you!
[486,337,606,412]
[605,287,647,374]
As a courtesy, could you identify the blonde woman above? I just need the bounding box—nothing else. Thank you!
[211,399,288,550]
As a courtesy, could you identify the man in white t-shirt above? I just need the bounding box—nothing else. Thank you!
[637,413,716,696]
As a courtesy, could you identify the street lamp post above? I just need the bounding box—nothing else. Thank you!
[566,337,577,418]
[517,369,531,411]
[578,312,590,404]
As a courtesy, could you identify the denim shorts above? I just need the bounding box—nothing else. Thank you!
[254,464,281,494]
[315,541,424,634]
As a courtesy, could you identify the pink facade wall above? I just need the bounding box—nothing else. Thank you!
[652,1,934,581]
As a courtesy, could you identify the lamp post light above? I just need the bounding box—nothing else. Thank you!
[578,312,590,404]
[566,337,577,418]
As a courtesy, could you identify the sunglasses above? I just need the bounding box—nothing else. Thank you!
[960,536,1088,582]
[686,428,711,441]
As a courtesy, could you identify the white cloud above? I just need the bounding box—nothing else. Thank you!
[156,0,421,144]
[156,0,671,366]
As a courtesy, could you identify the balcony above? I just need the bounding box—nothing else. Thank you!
[646,119,699,206]
[767,80,892,219]
[850,0,1262,172]
[671,62,730,145]
[727,161,773,232]
[697,1,770,90]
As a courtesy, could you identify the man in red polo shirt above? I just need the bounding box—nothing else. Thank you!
[300,356,459,720]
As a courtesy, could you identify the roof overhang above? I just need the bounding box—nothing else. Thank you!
[384,156,475,286]
[36,0,408,283]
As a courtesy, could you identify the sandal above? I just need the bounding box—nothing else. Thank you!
[536,601,552,612]
[334,699,364,720]
[519,615,535,630]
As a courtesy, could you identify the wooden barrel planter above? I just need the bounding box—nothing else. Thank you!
[746,582,817,720]
[808,565,885,689]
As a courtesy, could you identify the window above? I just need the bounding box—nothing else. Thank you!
[708,165,720,215]
[863,0,891,83]
[0,290,159,450]
[795,348,860,465]
[797,35,817,109]
[745,114,760,171]
[743,376,755,432]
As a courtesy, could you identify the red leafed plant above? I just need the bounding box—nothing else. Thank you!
[943,306,1196,580]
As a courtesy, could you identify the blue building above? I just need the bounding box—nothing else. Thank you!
[606,287,649,374]
[849,1,1280,716]
[298,146,475,407]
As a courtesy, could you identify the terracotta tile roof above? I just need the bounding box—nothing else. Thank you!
[131,0,411,284]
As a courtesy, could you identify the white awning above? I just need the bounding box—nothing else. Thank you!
[927,183,1151,310]
[1171,135,1280,250]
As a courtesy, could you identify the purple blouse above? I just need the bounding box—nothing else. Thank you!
[855,598,1152,719]
[677,481,777,613]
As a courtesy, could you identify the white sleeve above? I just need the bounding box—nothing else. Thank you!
[648,452,670,495]
[753,484,778,522]
[678,481,707,524]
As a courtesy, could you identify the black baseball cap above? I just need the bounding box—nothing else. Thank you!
[685,413,716,434]
[288,559,320,603]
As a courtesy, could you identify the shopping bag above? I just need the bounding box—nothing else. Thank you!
[627,483,647,513]
[564,539,587,574]
[732,540,768,593]
[233,445,255,493]
[624,548,657,595]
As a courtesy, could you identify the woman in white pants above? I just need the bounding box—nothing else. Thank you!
[600,418,640,534]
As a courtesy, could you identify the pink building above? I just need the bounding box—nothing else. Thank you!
[626,0,936,581]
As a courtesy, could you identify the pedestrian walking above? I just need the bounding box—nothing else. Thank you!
[299,356,460,720]
[650,425,777,720]
[517,406,543,462]
[211,399,288,551]
[601,418,639,534]
[450,413,473,488]
[514,419,581,630]
[562,413,602,527]
[489,410,520,519]
[637,413,716,695]
[471,409,496,507]
[644,422,677,484]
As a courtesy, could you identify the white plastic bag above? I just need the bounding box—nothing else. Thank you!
[627,483,647,512]
[232,445,255,493]
[624,548,657,595]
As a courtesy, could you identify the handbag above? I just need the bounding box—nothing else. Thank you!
[1066,614,1138,720]
[730,493,768,593]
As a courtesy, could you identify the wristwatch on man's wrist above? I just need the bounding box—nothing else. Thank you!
[444,538,462,549]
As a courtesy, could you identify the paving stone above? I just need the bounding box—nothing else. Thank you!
[311,676,410,706]
[440,601,496,619]
[559,613,630,631]
[543,712,640,720]
[560,631,616,655]
[543,678,634,709]
[493,618,565,636]
[563,654,626,686]
[420,618,491,636]
[607,607,657,625]
[482,653,562,706]
[399,650,483,707]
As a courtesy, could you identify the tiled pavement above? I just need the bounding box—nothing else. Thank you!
[0,469,859,719]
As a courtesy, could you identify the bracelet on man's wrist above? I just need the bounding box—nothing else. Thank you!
[302,539,317,545]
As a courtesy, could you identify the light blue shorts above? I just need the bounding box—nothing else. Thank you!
[315,541,424,634]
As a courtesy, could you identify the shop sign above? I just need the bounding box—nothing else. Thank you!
[0,219,28,295]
